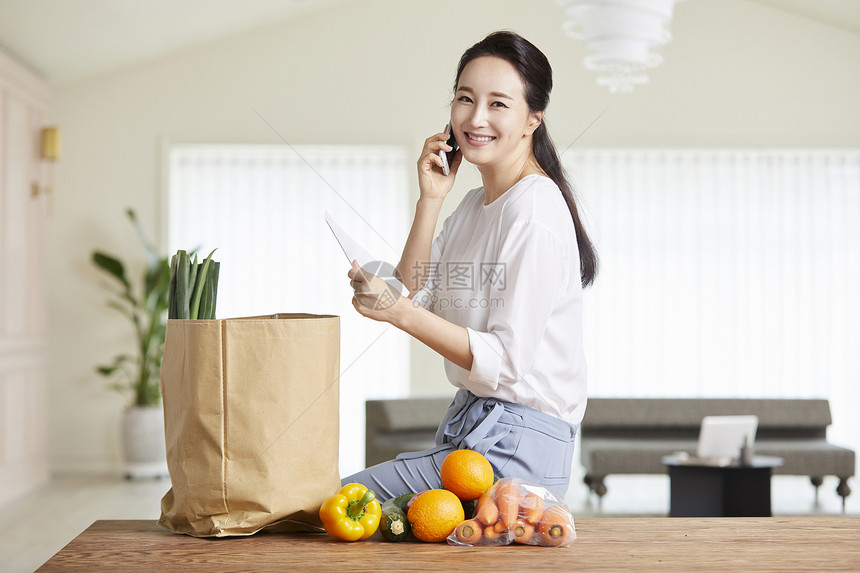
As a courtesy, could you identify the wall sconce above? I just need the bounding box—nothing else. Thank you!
[32,126,62,199]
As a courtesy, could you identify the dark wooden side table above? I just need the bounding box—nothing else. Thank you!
[662,454,784,517]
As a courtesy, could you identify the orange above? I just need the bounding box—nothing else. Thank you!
[440,449,495,501]
[407,489,465,542]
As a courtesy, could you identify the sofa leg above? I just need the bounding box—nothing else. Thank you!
[810,476,823,506]
[583,474,608,500]
[836,477,851,514]
[591,476,608,498]
[594,478,607,498]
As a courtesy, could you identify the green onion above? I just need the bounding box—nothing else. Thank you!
[168,254,178,319]
[200,261,220,320]
[188,253,198,310]
[190,249,217,320]
[168,248,219,320]
[174,251,190,319]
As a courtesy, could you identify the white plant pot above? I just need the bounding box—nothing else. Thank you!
[122,405,169,479]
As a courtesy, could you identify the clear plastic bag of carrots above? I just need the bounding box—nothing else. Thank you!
[447,477,576,547]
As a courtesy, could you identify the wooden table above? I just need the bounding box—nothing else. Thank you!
[38,518,860,572]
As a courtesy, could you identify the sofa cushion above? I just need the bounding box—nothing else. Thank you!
[582,398,832,435]
[580,438,856,477]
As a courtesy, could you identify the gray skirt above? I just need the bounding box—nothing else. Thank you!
[341,389,578,501]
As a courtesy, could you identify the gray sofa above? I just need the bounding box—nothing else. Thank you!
[365,397,452,467]
[581,398,854,508]
[364,396,855,510]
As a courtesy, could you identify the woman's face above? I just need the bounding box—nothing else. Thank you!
[451,56,542,171]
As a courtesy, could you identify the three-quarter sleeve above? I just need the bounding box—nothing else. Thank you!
[465,220,568,391]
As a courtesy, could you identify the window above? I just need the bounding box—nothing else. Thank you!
[567,149,860,453]
[166,144,411,476]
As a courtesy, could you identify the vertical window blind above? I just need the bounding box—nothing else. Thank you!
[567,149,860,455]
[168,145,860,477]
[166,144,411,476]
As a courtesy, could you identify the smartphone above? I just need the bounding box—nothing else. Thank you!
[439,124,459,176]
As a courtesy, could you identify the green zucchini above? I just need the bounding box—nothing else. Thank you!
[385,492,417,513]
[380,507,410,542]
[461,498,478,520]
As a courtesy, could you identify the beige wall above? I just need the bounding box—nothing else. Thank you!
[46,0,860,472]
[0,49,50,502]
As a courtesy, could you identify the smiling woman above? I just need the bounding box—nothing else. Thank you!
[343,31,597,500]
[449,58,543,200]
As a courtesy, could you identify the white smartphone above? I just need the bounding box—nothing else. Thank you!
[439,124,459,176]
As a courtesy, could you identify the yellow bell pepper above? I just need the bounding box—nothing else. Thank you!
[319,483,382,541]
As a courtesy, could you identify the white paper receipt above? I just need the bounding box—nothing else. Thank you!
[324,211,409,297]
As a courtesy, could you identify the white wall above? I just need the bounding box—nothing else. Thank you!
[0,49,50,502]
[45,0,860,472]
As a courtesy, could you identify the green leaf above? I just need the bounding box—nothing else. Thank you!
[144,258,170,296]
[106,300,135,320]
[96,354,133,378]
[127,209,160,267]
[92,252,131,292]
[93,208,169,407]
[143,258,170,315]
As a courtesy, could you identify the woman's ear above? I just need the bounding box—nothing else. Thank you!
[525,110,543,136]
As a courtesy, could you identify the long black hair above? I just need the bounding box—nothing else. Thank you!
[454,31,598,287]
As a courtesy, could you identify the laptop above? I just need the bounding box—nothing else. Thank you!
[696,415,759,460]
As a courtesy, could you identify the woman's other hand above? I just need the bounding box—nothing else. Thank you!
[417,128,462,201]
[349,260,406,323]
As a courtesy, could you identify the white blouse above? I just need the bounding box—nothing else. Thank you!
[413,174,588,426]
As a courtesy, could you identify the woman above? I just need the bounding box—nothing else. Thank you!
[343,31,597,499]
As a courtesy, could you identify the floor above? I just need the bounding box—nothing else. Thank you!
[3,473,856,573]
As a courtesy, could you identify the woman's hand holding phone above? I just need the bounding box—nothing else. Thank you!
[417,126,461,202]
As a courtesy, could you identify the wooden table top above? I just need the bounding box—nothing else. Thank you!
[38,517,860,572]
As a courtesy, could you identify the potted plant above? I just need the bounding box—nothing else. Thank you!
[92,209,170,479]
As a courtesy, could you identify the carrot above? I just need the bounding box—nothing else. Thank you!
[493,520,508,533]
[520,492,544,524]
[483,523,504,543]
[512,520,535,544]
[475,491,499,525]
[495,480,520,528]
[454,519,483,544]
[537,505,575,547]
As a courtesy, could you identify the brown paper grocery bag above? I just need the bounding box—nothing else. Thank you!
[158,313,340,537]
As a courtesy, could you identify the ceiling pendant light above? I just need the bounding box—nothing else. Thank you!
[557,0,687,94]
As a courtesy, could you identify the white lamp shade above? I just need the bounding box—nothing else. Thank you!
[558,0,685,93]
